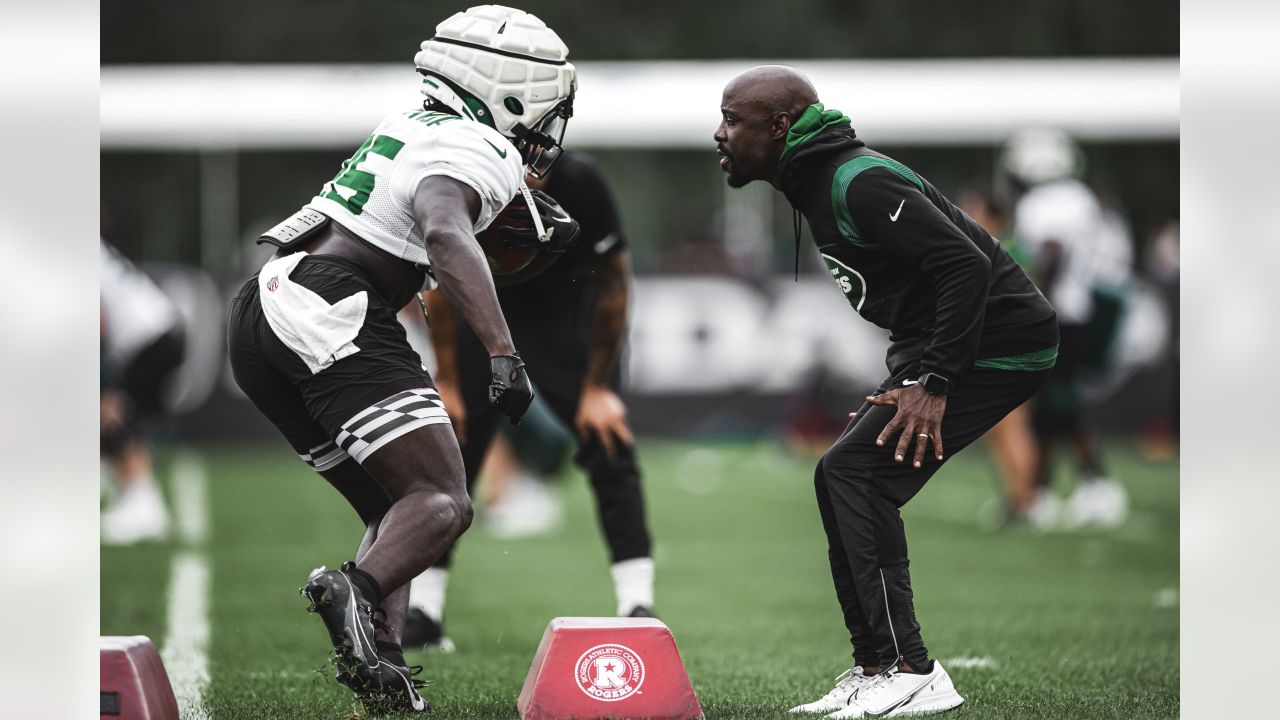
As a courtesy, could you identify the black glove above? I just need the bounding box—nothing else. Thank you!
[488,352,534,424]
[499,189,581,254]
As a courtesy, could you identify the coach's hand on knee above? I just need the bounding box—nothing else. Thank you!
[488,352,534,424]
[866,385,946,468]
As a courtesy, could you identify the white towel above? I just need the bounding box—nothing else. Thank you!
[258,252,367,374]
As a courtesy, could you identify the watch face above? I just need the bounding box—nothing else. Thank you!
[922,373,949,395]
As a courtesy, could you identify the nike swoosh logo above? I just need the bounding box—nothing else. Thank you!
[889,199,905,222]
[594,232,619,254]
[902,379,919,386]
[483,139,508,158]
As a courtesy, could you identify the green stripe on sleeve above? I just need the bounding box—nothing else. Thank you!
[831,155,926,248]
[973,344,1059,371]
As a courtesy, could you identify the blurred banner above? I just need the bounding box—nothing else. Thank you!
[101,59,1178,150]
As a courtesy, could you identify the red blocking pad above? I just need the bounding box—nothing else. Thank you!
[100,636,179,720]
[518,617,704,720]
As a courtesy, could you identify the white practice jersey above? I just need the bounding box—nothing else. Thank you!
[1015,178,1132,324]
[305,109,524,266]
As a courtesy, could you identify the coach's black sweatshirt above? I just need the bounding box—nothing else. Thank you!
[777,104,1058,384]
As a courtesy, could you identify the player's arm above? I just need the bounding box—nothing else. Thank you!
[576,247,635,457]
[585,247,631,387]
[413,175,532,423]
[848,170,993,466]
[1033,239,1065,296]
[423,289,467,444]
[571,157,635,457]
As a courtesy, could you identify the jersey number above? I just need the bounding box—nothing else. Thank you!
[320,134,405,215]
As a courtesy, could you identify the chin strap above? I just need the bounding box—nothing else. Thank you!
[517,181,549,242]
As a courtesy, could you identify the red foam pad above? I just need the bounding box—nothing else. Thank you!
[100,636,179,720]
[518,617,703,720]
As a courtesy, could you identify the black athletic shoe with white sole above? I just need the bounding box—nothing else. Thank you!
[299,563,381,690]
[358,660,431,715]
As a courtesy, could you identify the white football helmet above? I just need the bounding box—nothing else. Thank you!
[414,5,577,177]
[1000,127,1085,186]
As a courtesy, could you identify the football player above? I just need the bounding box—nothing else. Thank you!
[100,238,182,545]
[715,66,1058,717]
[403,150,655,650]
[1002,128,1131,528]
[226,5,577,713]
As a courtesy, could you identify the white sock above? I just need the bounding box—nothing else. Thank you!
[611,557,655,615]
[409,567,448,621]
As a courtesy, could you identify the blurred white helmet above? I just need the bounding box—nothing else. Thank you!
[414,5,577,177]
[1001,128,1084,185]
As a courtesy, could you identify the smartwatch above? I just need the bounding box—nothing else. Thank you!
[917,372,951,396]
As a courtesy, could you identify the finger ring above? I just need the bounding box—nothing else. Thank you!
[917,433,930,438]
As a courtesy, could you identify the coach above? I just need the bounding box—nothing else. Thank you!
[714,66,1059,718]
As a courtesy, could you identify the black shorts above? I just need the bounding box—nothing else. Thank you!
[227,254,448,471]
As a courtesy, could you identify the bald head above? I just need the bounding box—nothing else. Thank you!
[715,65,821,188]
[724,65,819,119]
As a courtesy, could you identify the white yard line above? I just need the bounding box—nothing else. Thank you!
[943,656,999,670]
[162,551,212,720]
[161,450,212,720]
[171,452,209,545]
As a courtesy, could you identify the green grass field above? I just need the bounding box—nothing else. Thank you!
[102,439,1177,719]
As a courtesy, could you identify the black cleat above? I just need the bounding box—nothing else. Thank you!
[626,605,656,618]
[403,608,456,652]
[299,563,381,690]
[358,660,431,715]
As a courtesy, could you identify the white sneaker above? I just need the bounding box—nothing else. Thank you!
[1025,491,1063,531]
[790,667,874,714]
[827,662,963,718]
[1066,478,1128,528]
[483,472,562,539]
[101,482,170,545]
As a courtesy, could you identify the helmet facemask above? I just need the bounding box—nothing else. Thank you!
[511,85,574,178]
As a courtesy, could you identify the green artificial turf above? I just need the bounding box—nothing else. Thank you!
[102,438,1178,719]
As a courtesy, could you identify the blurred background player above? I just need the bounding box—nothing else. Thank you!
[473,400,572,539]
[100,238,182,545]
[406,149,654,650]
[1001,128,1131,528]
[956,184,1043,527]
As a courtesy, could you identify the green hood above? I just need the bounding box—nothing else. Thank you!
[782,103,852,159]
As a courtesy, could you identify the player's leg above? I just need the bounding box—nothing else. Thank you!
[818,407,881,671]
[100,326,185,544]
[340,423,472,602]
[822,367,1049,718]
[230,257,462,708]
[984,401,1039,523]
[790,420,881,715]
[315,454,435,712]
[524,331,655,616]
[314,458,403,638]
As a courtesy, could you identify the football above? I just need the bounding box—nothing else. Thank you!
[475,195,538,277]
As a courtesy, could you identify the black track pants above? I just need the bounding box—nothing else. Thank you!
[816,365,1051,669]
